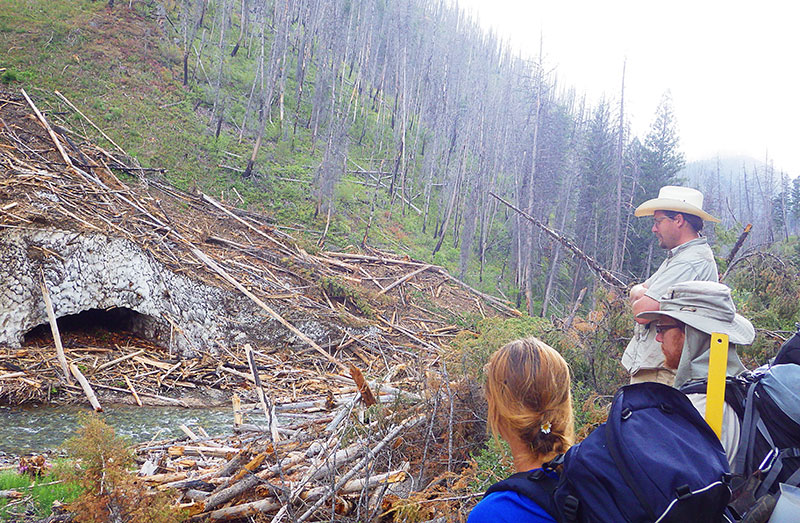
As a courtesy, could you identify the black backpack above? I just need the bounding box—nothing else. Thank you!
[484,383,733,522]
[680,328,800,519]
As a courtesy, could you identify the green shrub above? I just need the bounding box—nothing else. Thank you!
[63,414,186,523]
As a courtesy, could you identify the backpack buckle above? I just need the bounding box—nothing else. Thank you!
[529,469,545,480]
[675,484,692,500]
[563,495,579,521]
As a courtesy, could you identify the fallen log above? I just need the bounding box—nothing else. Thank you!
[490,191,627,289]
[69,363,102,412]
[124,375,143,407]
[40,275,71,384]
[189,246,346,371]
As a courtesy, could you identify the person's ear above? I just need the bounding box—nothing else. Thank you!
[673,213,685,227]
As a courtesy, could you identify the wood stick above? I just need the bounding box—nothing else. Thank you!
[133,355,174,370]
[0,490,23,499]
[0,372,25,380]
[200,192,292,256]
[202,450,269,512]
[232,394,243,426]
[96,349,144,371]
[39,274,71,384]
[196,497,281,522]
[322,251,429,267]
[564,287,587,330]
[246,344,278,441]
[378,264,432,295]
[169,446,239,458]
[722,223,753,279]
[300,467,408,500]
[189,246,345,370]
[54,90,128,157]
[21,88,74,170]
[69,363,102,412]
[180,424,202,441]
[124,375,143,406]
[142,471,191,484]
[62,383,188,406]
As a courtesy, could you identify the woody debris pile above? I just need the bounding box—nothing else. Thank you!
[0,88,519,520]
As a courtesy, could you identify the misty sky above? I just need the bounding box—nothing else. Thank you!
[455,0,799,177]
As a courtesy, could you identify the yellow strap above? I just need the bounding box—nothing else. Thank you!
[705,332,729,438]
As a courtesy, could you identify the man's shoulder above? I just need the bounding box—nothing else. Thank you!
[672,237,714,259]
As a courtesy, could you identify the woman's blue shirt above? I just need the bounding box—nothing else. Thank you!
[467,469,557,523]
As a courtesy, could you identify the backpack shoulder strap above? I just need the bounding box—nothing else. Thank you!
[680,377,747,419]
[733,381,759,476]
[485,468,558,518]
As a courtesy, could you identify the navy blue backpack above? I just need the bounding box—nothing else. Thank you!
[485,383,733,522]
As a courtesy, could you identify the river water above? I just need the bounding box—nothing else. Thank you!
[0,405,238,457]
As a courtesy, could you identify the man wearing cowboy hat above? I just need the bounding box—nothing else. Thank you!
[637,280,755,463]
[622,186,721,385]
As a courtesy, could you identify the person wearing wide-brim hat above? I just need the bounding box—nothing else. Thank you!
[637,280,755,464]
[622,186,721,385]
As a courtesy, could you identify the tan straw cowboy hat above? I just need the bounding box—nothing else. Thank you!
[634,186,720,222]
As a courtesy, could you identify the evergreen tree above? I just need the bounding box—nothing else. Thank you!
[626,92,686,279]
[639,91,685,193]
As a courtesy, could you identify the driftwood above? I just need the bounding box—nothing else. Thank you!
[69,363,102,412]
[295,414,424,523]
[124,375,143,406]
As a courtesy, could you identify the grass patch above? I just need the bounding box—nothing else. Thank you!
[0,464,83,521]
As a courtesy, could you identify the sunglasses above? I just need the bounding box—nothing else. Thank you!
[653,216,675,226]
[655,323,683,335]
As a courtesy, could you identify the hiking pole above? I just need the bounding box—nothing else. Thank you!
[705,332,729,438]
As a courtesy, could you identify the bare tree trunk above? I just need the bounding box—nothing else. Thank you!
[231,0,248,57]
[243,0,288,177]
[611,60,626,272]
[238,19,265,142]
[542,172,574,317]
[432,147,465,257]
[644,240,654,280]
[182,0,206,86]
[210,0,230,127]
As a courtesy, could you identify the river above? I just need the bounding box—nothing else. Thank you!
[0,404,237,458]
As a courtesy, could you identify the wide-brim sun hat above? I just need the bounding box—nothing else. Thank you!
[634,185,720,222]
[637,281,755,345]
